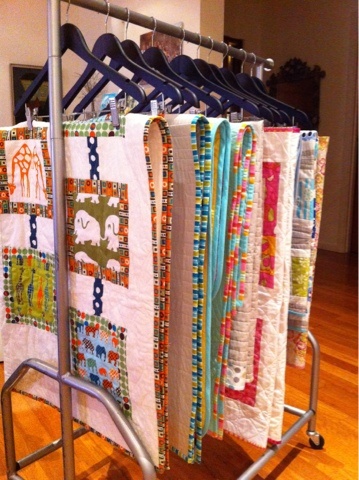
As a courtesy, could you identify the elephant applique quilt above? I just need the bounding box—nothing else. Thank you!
[66,179,130,289]
[63,114,173,470]
[1,116,173,471]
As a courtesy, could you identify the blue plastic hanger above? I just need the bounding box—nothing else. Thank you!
[14,23,147,119]
[235,70,312,128]
[143,47,223,114]
[171,54,261,118]
[69,33,189,114]
[195,59,276,123]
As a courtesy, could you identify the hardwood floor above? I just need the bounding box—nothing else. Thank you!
[0,250,357,479]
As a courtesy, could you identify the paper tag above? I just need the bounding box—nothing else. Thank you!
[109,99,120,127]
[100,93,117,111]
[151,100,158,116]
[118,98,126,112]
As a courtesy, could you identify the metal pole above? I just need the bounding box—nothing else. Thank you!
[60,0,274,70]
[47,1,76,478]
[17,427,88,470]
[1,385,19,478]
[307,331,320,434]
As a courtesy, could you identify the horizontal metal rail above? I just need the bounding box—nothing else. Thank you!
[62,0,274,70]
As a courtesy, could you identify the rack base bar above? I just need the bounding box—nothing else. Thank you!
[284,404,307,416]
[62,373,156,480]
[1,358,156,480]
[17,427,88,470]
[236,410,314,480]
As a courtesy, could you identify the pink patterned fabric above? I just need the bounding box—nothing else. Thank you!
[224,126,300,448]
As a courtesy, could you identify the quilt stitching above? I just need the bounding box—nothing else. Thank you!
[144,116,173,469]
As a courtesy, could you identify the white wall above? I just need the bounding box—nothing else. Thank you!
[225,0,358,253]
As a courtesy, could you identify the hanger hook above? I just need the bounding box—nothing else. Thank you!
[66,0,71,23]
[222,41,229,67]
[125,8,130,40]
[105,0,110,33]
[250,53,257,76]
[180,27,186,53]
[196,33,202,59]
[151,17,157,47]
[207,37,214,62]
[240,48,247,73]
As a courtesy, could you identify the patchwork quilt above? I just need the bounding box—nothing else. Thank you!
[204,117,232,440]
[1,123,59,409]
[224,127,301,448]
[0,115,329,465]
[209,121,257,439]
[287,133,329,368]
[1,114,173,470]
[226,120,264,392]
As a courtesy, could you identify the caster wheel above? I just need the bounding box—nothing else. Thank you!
[309,434,325,450]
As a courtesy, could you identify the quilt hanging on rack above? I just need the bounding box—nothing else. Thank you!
[224,126,301,448]
[287,132,329,368]
[210,120,260,439]
[165,113,212,464]
[203,117,232,442]
[0,114,173,471]
[0,122,58,408]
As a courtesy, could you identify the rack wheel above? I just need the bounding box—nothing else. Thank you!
[309,434,325,450]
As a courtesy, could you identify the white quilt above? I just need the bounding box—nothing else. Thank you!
[224,127,300,447]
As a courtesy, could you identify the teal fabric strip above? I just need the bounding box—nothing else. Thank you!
[208,124,256,437]
[202,118,232,438]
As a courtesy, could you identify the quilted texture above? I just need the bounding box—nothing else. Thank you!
[209,122,258,439]
[204,118,232,440]
[287,134,329,368]
[165,114,212,463]
[0,116,329,465]
[0,123,59,410]
[224,126,301,448]
[226,120,264,391]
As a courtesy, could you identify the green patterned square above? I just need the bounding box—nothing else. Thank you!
[3,247,56,334]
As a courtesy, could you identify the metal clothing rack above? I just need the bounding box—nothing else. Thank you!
[1,1,324,479]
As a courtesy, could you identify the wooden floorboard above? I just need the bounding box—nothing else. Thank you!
[0,249,357,479]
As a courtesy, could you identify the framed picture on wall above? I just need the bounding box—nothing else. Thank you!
[11,64,49,124]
